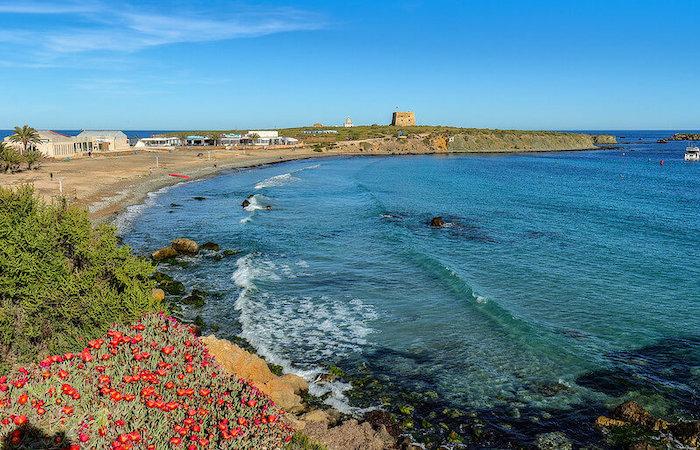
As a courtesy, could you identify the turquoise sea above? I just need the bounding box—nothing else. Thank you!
[121,131,699,447]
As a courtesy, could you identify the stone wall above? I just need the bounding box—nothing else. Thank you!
[391,112,416,126]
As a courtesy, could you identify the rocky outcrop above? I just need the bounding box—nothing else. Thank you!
[668,133,700,141]
[447,131,617,152]
[596,401,697,448]
[201,335,397,450]
[201,335,308,413]
[152,246,178,261]
[593,134,618,145]
[303,419,395,450]
[171,238,199,255]
[430,216,446,228]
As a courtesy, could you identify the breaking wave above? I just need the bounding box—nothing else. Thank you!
[232,253,377,413]
[255,173,299,190]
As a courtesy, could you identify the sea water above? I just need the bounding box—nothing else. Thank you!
[121,131,699,445]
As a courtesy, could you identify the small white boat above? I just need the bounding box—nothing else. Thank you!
[685,146,700,161]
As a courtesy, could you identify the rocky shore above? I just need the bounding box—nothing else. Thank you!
[666,133,700,141]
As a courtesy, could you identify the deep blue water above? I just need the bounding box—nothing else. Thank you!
[120,131,699,446]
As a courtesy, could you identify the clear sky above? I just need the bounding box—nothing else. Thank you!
[0,0,698,130]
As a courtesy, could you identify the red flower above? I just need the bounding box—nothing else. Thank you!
[18,393,28,405]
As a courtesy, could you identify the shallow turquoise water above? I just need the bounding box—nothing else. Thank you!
[122,132,699,445]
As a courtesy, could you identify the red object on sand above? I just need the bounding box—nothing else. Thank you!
[169,173,190,179]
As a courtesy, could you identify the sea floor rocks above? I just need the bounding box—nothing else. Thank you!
[201,335,308,413]
[534,431,573,450]
[430,216,446,228]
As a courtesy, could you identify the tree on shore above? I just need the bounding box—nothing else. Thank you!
[208,131,223,146]
[8,124,41,155]
[24,149,44,170]
[0,143,22,173]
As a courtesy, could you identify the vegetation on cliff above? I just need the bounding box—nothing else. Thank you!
[0,186,160,373]
[0,313,292,449]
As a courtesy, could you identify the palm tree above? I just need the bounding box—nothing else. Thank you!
[0,143,22,173]
[24,149,44,170]
[8,125,41,155]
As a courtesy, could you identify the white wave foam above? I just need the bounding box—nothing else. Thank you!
[255,173,299,190]
[253,163,320,190]
[232,254,377,414]
[113,184,174,234]
[243,194,269,212]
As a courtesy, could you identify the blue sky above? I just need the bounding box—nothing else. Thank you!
[0,0,698,130]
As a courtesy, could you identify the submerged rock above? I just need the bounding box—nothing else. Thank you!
[171,238,199,255]
[192,196,206,201]
[534,432,572,450]
[201,242,220,251]
[430,216,446,228]
[181,289,207,307]
[152,246,178,261]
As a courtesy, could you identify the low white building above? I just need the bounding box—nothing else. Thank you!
[3,130,95,158]
[134,137,181,148]
[77,130,130,152]
[344,117,353,127]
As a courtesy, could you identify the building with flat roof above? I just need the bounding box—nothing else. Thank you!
[134,137,181,148]
[391,111,416,126]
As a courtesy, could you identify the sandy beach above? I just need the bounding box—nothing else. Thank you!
[0,146,353,223]
[0,130,614,224]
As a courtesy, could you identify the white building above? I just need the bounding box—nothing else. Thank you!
[76,130,130,152]
[344,117,354,127]
[134,137,181,148]
[3,130,95,158]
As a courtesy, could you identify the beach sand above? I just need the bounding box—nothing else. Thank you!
[0,134,607,223]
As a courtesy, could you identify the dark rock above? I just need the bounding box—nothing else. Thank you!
[170,203,182,208]
[153,272,186,296]
[171,238,199,255]
[364,410,400,438]
[534,432,572,450]
[430,216,446,228]
[192,196,206,201]
[152,246,178,261]
[181,289,207,307]
[670,420,700,447]
[222,249,240,257]
[201,242,220,251]
[241,199,250,208]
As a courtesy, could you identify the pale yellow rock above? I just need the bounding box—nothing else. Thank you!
[303,409,330,423]
[151,288,165,302]
[201,335,309,413]
[171,238,199,254]
[595,416,627,428]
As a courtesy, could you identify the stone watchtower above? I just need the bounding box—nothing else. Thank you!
[391,111,416,126]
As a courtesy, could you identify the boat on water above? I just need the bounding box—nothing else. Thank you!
[685,146,700,161]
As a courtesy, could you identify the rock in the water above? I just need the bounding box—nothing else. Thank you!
[595,416,627,428]
[171,238,199,255]
[613,401,655,427]
[201,242,220,251]
[192,196,206,201]
[151,288,165,302]
[670,420,700,448]
[430,216,446,228]
[181,289,207,307]
[152,246,178,261]
[534,432,572,450]
[222,249,240,257]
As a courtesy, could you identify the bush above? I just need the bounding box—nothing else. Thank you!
[0,186,161,373]
[0,314,292,448]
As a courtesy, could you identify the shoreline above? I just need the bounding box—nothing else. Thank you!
[95,145,611,226]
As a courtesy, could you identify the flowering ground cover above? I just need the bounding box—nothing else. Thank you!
[0,314,293,449]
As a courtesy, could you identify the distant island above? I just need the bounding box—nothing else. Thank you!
[666,133,700,141]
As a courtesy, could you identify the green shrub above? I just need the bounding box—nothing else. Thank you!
[0,186,161,372]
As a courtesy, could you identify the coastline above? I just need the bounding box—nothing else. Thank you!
[0,135,614,226]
